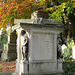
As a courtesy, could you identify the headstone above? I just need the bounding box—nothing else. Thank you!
[12,11,64,75]
[1,30,17,60]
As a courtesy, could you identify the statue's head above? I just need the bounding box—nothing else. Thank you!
[21,30,26,36]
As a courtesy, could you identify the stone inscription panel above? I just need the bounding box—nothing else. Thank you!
[32,33,54,60]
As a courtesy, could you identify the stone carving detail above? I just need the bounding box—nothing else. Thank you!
[21,30,29,60]
[33,18,43,24]
[57,35,62,59]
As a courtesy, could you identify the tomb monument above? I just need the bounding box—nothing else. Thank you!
[12,11,64,75]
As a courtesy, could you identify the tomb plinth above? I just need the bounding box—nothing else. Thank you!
[12,11,64,75]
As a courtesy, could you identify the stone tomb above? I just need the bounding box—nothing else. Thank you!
[12,11,64,75]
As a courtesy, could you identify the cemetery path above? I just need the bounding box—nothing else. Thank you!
[0,60,16,75]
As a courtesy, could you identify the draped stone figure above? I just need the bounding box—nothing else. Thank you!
[57,36,62,59]
[21,30,29,60]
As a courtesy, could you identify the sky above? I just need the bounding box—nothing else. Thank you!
[0,28,3,35]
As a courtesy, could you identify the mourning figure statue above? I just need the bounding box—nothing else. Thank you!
[57,35,62,59]
[21,30,29,60]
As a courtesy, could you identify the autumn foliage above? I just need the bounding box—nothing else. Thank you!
[0,60,16,72]
[0,0,45,29]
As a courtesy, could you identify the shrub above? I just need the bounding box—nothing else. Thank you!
[62,48,72,61]
[62,38,75,61]
[63,61,75,75]
[5,58,12,62]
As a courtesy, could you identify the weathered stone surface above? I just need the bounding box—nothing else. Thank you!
[1,30,17,60]
[12,11,63,75]
[8,30,17,44]
[32,33,54,60]
[31,11,49,19]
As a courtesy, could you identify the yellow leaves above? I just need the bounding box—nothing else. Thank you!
[0,6,2,10]
[46,6,55,12]
[61,3,66,8]
[29,0,35,2]
[0,0,3,2]
[33,0,45,6]
[14,5,19,11]
[46,2,66,13]
[0,14,4,19]
[0,6,3,16]
[38,0,45,5]
[0,22,6,29]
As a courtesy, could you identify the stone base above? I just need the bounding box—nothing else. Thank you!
[57,59,63,73]
[11,72,19,75]
[1,50,17,60]
[1,50,8,60]
[12,72,62,75]
[12,59,63,75]
[1,43,17,60]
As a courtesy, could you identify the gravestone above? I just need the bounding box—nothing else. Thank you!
[12,11,64,75]
[1,30,17,60]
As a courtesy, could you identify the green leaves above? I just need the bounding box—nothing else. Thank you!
[63,61,75,75]
[47,1,75,23]
[48,3,65,21]
[66,2,74,15]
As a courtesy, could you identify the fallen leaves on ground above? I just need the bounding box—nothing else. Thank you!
[0,60,16,72]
